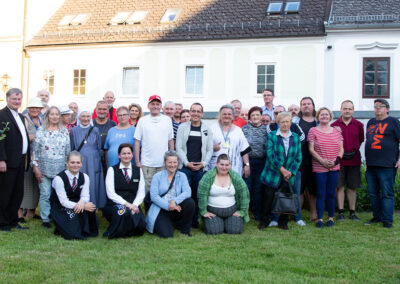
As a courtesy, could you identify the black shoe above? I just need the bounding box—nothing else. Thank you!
[0,226,11,232]
[181,232,192,237]
[14,224,29,230]
[365,217,380,225]
[278,224,289,230]
[33,214,41,220]
[258,223,267,230]
[327,220,335,227]
[316,221,324,228]
[349,213,360,222]
[383,222,393,229]
[18,217,26,223]
[337,213,345,221]
[42,222,51,228]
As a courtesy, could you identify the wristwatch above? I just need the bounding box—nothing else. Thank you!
[244,163,250,167]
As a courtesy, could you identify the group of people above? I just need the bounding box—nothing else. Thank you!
[0,87,398,240]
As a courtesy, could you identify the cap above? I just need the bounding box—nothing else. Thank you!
[59,105,73,115]
[148,95,162,103]
[27,97,44,108]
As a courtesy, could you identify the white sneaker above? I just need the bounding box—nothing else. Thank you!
[268,221,278,227]
[296,220,306,226]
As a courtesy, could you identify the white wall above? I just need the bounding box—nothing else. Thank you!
[27,37,325,111]
[325,30,400,111]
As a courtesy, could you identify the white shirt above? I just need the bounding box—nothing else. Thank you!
[134,114,173,167]
[208,183,236,208]
[276,129,293,156]
[105,163,145,207]
[8,107,28,154]
[51,170,90,209]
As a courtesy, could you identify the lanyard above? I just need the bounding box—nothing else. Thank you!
[219,123,232,143]
[28,114,42,130]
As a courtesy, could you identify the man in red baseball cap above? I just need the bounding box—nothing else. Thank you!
[134,95,174,198]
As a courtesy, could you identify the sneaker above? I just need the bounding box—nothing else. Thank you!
[327,220,335,227]
[349,213,360,222]
[316,221,324,228]
[296,220,306,226]
[268,221,278,227]
[365,217,380,225]
[337,213,345,221]
[14,224,29,230]
[383,222,393,229]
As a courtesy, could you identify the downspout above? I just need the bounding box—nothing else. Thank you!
[21,0,29,108]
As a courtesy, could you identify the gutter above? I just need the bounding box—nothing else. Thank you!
[325,22,400,31]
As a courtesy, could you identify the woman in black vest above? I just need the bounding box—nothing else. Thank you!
[50,151,98,240]
[103,143,146,239]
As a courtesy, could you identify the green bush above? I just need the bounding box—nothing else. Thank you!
[354,166,400,211]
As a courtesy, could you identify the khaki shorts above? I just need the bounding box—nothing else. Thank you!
[141,166,164,194]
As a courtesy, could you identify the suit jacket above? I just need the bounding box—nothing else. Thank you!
[0,107,30,168]
[260,131,302,188]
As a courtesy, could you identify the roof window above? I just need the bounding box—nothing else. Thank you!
[58,15,75,26]
[70,14,88,26]
[267,2,283,15]
[285,1,301,13]
[126,10,148,24]
[160,9,181,23]
[110,12,131,25]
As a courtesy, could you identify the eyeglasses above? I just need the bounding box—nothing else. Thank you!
[117,113,129,117]
[374,105,387,109]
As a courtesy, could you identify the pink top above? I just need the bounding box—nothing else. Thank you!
[307,127,343,173]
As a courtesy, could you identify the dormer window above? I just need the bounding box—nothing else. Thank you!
[70,14,88,26]
[267,2,283,15]
[285,1,301,13]
[160,9,181,23]
[126,10,148,24]
[58,15,75,26]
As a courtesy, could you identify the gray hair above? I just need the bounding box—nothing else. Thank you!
[163,101,176,110]
[163,150,179,162]
[42,106,64,131]
[275,105,286,111]
[276,112,292,124]
[37,89,49,97]
[6,88,22,99]
[288,104,299,111]
[230,99,242,108]
[67,150,82,162]
[219,104,236,116]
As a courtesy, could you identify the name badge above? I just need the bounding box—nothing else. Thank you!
[132,179,139,182]
[222,143,230,149]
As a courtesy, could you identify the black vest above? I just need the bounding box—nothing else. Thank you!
[107,164,140,205]
[51,171,85,208]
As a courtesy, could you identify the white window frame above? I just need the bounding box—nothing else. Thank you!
[160,8,181,23]
[253,62,277,97]
[121,66,141,98]
[184,65,205,97]
[43,70,55,95]
[72,69,86,96]
[126,11,148,24]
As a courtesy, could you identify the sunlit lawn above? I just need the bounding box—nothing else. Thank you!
[0,211,399,283]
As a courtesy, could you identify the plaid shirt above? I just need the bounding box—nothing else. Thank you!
[198,168,250,222]
[260,131,302,188]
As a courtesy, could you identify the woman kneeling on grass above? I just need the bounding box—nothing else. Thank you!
[146,151,195,238]
[50,151,98,240]
[197,154,250,235]
[103,143,146,239]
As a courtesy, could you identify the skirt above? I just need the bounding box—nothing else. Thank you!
[20,166,40,209]
[51,206,99,240]
[102,204,146,239]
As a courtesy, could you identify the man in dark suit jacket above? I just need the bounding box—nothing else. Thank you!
[0,88,29,231]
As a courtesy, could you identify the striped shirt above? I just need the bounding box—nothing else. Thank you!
[307,127,343,173]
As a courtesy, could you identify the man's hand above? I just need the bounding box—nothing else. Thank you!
[243,165,250,178]
[213,142,221,151]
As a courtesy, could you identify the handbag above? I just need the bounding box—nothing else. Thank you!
[271,181,299,215]
[342,151,356,160]
[144,172,176,211]
[76,127,94,152]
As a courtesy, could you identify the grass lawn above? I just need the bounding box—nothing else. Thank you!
[0,211,399,283]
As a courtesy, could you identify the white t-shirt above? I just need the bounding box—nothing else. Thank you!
[208,183,236,208]
[207,123,250,176]
[134,114,173,167]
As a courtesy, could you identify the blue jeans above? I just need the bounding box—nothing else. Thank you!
[244,158,264,221]
[39,176,53,223]
[271,172,302,222]
[316,171,339,219]
[180,166,204,226]
[366,167,396,223]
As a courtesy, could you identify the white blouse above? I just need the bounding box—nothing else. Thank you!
[208,183,236,208]
[105,164,145,207]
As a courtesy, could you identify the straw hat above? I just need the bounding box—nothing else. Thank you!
[27,97,44,108]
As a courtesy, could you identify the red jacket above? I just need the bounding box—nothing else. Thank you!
[92,107,118,124]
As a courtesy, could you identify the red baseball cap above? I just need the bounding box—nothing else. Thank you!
[148,95,162,103]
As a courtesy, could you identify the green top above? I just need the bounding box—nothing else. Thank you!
[197,168,250,222]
